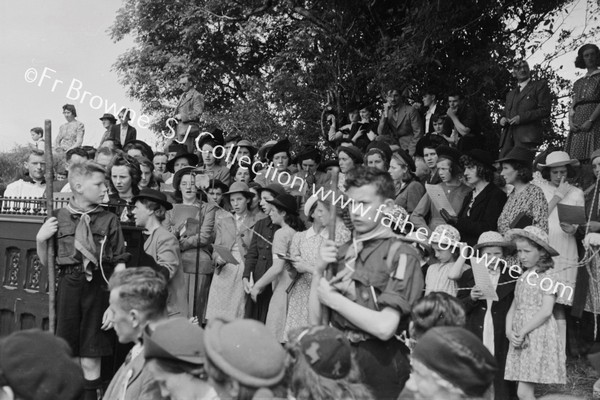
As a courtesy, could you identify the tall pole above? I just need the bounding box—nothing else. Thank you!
[44,120,56,332]
[322,168,339,325]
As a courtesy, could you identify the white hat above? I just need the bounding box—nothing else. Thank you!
[537,151,580,169]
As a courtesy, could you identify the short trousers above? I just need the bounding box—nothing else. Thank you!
[55,268,113,357]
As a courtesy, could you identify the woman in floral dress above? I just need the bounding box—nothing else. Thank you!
[283,196,351,340]
[565,44,600,161]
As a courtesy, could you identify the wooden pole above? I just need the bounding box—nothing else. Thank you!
[321,168,339,325]
[44,119,56,332]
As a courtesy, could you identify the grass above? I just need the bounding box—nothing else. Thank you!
[536,356,597,399]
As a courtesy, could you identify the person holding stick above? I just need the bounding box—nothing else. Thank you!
[36,161,129,400]
[309,166,424,399]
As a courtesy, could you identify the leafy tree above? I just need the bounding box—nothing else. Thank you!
[110,0,595,154]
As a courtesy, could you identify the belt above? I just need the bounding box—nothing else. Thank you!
[58,265,83,276]
[342,329,374,343]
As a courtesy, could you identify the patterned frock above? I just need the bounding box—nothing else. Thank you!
[497,184,549,235]
[505,269,566,384]
[283,224,351,340]
[565,71,600,161]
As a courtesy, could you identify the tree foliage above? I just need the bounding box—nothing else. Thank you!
[110,0,594,152]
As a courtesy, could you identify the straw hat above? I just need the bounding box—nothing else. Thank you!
[505,226,559,257]
[537,151,580,169]
[429,224,461,247]
[473,231,515,251]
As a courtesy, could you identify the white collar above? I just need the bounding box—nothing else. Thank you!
[306,226,328,239]
[518,79,531,90]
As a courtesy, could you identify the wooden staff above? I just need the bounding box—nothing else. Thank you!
[321,168,339,324]
[44,119,56,332]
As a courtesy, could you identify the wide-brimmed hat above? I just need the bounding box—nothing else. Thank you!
[537,151,580,169]
[267,138,292,160]
[233,139,257,159]
[144,318,206,365]
[337,145,363,165]
[304,194,320,218]
[496,146,534,165]
[429,224,461,248]
[436,145,462,164]
[224,181,254,198]
[463,149,496,171]
[267,193,299,216]
[99,113,116,123]
[132,188,173,210]
[258,140,278,161]
[172,166,196,191]
[257,183,286,198]
[204,318,286,388]
[391,148,416,172]
[473,231,515,251]
[505,226,559,257]
[206,178,229,193]
[166,150,199,173]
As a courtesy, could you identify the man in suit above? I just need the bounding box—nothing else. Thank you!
[378,88,423,155]
[109,108,137,148]
[103,267,168,400]
[174,73,204,152]
[499,60,551,158]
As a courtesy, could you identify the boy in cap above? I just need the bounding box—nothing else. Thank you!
[103,267,169,400]
[0,329,84,400]
[203,318,288,399]
[36,161,129,400]
[405,326,497,400]
[144,318,216,400]
[310,166,424,399]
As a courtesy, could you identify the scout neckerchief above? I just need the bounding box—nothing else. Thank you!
[331,222,396,300]
[68,202,101,282]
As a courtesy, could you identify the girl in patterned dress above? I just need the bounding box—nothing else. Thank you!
[504,226,566,399]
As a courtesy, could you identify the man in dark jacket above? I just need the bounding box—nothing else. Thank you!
[499,60,551,158]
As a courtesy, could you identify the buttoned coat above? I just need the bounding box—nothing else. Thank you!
[455,183,507,246]
[499,80,551,156]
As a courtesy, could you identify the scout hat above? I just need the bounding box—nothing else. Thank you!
[0,330,84,400]
[223,181,254,198]
[144,317,206,365]
[412,326,497,397]
[232,139,257,159]
[505,225,559,257]
[131,188,173,210]
[204,318,287,387]
[537,151,580,169]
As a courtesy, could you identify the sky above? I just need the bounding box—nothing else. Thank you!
[0,0,595,151]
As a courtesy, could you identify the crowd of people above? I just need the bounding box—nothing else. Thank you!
[2,44,600,400]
